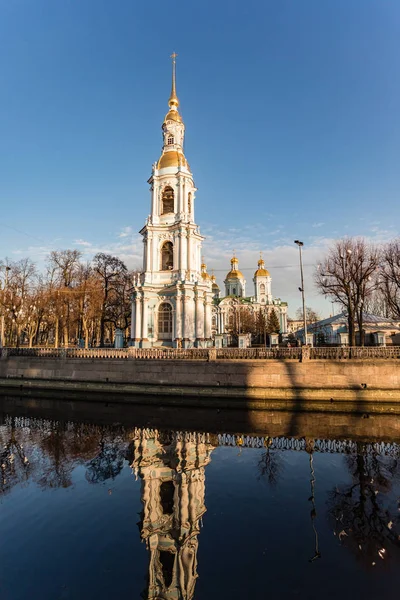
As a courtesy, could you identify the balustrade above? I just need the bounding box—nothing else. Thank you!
[1,346,399,360]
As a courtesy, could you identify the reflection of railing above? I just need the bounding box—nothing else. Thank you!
[217,433,400,457]
[1,346,400,360]
[3,416,400,457]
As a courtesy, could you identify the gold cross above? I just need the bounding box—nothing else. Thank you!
[171,52,178,61]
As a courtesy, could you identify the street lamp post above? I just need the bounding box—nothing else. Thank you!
[294,240,307,345]
[0,266,11,348]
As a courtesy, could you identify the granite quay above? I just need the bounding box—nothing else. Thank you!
[0,346,400,405]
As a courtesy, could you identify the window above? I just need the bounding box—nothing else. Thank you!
[158,303,173,340]
[260,283,265,294]
[167,136,174,145]
[160,480,175,514]
[159,551,175,589]
[161,242,173,271]
[161,186,174,214]
[232,287,236,296]
[188,192,192,213]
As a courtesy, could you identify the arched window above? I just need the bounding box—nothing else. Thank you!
[158,303,173,340]
[260,283,265,294]
[161,186,174,214]
[232,287,236,296]
[188,192,192,213]
[167,136,174,145]
[161,241,173,270]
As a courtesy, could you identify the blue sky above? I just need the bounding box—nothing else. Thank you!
[1,0,399,316]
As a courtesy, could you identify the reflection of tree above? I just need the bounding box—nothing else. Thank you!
[328,444,400,567]
[257,440,283,486]
[0,417,30,495]
[0,416,129,494]
[85,432,126,484]
[39,423,74,489]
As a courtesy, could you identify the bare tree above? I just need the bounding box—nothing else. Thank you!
[296,306,321,324]
[315,238,380,346]
[379,239,400,319]
[93,253,128,347]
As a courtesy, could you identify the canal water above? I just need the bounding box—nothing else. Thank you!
[1,396,400,600]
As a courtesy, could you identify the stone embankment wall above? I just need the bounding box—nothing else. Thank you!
[0,356,400,404]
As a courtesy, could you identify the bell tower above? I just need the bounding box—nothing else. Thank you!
[141,53,203,283]
[131,55,214,348]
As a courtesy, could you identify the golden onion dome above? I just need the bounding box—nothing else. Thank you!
[201,261,211,281]
[254,258,270,277]
[157,151,189,170]
[225,255,244,280]
[254,268,270,277]
[164,109,182,124]
[225,269,244,280]
[211,274,219,289]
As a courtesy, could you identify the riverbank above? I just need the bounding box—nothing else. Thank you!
[0,355,400,406]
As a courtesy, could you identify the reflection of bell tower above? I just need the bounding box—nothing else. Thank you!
[130,428,215,600]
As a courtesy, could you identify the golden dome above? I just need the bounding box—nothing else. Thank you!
[201,261,211,281]
[254,258,270,277]
[254,268,270,277]
[157,150,189,170]
[211,274,219,289]
[225,269,244,280]
[225,255,244,280]
[164,109,182,123]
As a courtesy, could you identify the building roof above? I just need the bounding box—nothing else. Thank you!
[296,312,400,335]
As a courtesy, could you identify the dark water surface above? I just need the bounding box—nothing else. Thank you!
[1,396,400,600]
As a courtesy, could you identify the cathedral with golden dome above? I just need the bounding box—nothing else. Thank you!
[210,254,288,338]
[130,56,287,347]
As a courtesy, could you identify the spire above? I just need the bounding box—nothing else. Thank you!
[168,52,179,109]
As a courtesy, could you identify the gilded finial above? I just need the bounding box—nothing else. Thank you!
[169,52,179,109]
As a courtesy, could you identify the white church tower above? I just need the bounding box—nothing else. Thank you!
[253,255,272,304]
[131,55,214,348]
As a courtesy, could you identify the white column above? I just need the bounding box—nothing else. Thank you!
[205,299,212,339]
[148,234,153,273]
[141,297,148,341]
[175,291,182,340]
[195,292,204,343]
[142,238,147,271]
[134,295,142,341]
[179,232,184,277]
[130,297,136,339]
[182,294,195,347]
[187,230,191,273]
